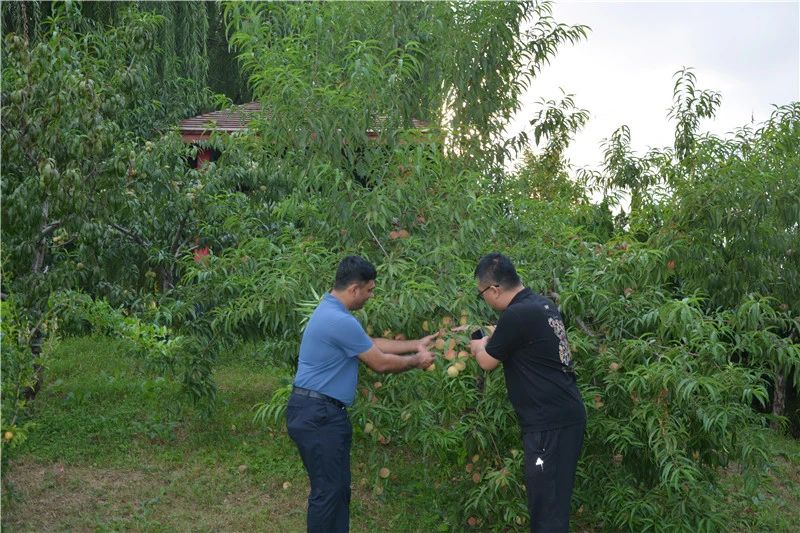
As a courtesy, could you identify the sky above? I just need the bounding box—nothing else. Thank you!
[510,0,800,173]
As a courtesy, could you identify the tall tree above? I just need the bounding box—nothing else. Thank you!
[2,1,249,104]
[224,1,587,176]
[1,3,217,402]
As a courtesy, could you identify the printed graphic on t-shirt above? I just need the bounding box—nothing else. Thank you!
[547,317,572,365]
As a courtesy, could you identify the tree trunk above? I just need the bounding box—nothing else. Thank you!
[162,216,186,293]
[22,327,44,401]
[159,266,175,292]
[31,234,46,274]
[771,369,786,431]
[24,200,50,401]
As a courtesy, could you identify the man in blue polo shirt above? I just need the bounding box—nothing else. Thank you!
[287,255,436,533]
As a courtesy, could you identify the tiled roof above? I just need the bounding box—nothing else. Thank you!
[178,102,262,136]
[178,102,431,142]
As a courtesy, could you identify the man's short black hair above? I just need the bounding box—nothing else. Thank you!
[475,253,521,288]
[334,256,377,290]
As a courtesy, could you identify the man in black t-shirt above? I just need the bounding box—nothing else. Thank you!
[469,253,586,533]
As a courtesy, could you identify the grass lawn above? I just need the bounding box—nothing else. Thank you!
[2,336,799,531]
[2,337,459,532]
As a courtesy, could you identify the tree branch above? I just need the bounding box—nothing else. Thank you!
[366,223,388,257]
[169,215,187,257]
[38,220,61,240]
[575,317,600,338]
[110,223,151,249]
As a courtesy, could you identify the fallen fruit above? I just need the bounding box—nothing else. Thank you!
[593,395,604,408]
[447,366,459,377]
[282,481,291,490]
[379,467,390,479]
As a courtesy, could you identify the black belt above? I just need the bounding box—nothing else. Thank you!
[292,386,346,409]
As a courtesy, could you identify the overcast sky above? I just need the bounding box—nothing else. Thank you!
[510,0,800,172]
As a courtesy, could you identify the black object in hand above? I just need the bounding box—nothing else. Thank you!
[470,328,485,340]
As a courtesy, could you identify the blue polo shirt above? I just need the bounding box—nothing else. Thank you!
[293,293,374,406]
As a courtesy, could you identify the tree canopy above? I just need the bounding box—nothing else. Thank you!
[2,2,798,531]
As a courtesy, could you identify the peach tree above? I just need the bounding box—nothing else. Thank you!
[3,3,797,530]
[167,5,800,531]
[1,4,224,430]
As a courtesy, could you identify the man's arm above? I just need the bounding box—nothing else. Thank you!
[358,345,435,373]
[469,337,501,371]
[371,332,439,355]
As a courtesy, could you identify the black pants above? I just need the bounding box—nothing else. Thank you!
[286,393,352,533]
[523,421,585,533]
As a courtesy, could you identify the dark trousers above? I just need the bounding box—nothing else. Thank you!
[286,393,352,533]
[523,421,585,533]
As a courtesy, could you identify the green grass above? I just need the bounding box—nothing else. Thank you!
[719,434,800,532]
[3,336,799,532]
[2,337,458,532]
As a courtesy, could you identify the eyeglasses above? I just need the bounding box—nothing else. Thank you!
[476,284,499,300]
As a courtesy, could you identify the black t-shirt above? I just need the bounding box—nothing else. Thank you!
[485,287,586,432]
